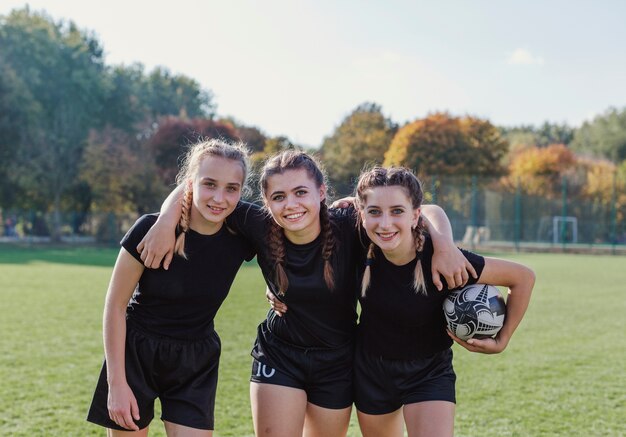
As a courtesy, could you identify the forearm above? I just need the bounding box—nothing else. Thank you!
[103,303,128,385]
[480,258,535,345]
[498,274,534,344]
[421,204,454,244]
[157,184,185,228]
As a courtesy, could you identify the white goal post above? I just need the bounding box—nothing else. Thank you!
[552,216,578,244]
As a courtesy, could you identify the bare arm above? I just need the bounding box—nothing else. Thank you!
[449,257,535,354]
[421,204,478,290]
[136,184,184,269]
[103,248,145,430]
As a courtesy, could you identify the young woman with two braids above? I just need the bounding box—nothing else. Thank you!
[138,150,475,437]
[350,166,535,437]
[87,139,255,435]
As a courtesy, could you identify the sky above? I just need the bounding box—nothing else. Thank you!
[2,0,626,147]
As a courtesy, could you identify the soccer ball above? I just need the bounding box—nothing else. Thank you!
[443,284,506,341]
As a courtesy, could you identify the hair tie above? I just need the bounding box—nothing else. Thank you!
[365,258,374,266]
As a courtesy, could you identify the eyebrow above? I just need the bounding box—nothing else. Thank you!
[200,177,241,186]
[270,185,309,197]
[366,205,405,209]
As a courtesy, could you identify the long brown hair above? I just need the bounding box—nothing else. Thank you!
[173,138,250,259]
[259,150,335,295]
[356,166,427,296]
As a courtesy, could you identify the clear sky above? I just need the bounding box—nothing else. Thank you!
[2,0,626,147]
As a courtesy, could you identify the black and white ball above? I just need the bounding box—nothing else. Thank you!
[443,284,506,341]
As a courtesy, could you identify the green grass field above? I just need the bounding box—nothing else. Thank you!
[0,246,624,436]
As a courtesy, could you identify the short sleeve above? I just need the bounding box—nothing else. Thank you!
[120,214,158,264]
[460,248,486,287]
[225,201,268,252]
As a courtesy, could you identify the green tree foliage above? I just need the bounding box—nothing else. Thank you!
[571,107,626,162]
[500,122,575,149]
[0,54,41,207]
[0,8,108,238]
[321,102,397,194]
[146,117,239,185]
[143,67,215,120]
[384,113,507,177]
[80,127,167,214]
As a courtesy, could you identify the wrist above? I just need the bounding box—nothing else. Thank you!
[156,211,179,228]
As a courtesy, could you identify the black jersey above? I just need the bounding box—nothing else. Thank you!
[227,202,361,348]
[357,236,485,360]
[121,214,255,340]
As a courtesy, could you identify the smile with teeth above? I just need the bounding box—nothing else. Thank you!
[208,205,226,213]
[376,231,398,241]
[284,212,305,221]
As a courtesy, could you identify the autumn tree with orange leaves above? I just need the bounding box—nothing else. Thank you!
[383,113,507,177]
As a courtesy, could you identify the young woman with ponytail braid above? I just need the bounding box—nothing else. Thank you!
[353,167,535,437]
[87,139,254,436]
[138,151,476,437]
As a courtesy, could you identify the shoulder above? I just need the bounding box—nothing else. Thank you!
[120,213,159,262]
[229,201,266,225]
[123,213,159,240]
[329,206,358,230]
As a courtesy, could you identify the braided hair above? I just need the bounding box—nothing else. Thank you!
[356,166,427,296]
[259,150,336,295]
[173,138,250,259]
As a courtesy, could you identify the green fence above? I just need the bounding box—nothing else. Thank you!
[422,173,626,252]
[2,173,625,252]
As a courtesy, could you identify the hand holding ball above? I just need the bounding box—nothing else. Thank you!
[443,284,506,341]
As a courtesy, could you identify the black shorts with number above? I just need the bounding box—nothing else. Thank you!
[354,343,456,415]
[87,322,221,431]
[250,323,354,409]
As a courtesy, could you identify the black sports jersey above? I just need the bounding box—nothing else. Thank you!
[121,214,255,340]
[357,236,485,360]
[227,202,361,348]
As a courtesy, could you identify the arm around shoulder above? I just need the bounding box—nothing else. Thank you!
[421,204,478,289]
[136,185,185,269]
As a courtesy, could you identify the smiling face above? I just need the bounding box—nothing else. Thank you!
[264,168,326,244]
[190,155,245,234]
[360,185,420,263]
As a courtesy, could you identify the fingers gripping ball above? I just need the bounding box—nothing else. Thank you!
[443,284,506,341]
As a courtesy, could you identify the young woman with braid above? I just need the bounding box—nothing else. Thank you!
[87,139,255,436]
[352,166,535,437]
[138,150,476,437]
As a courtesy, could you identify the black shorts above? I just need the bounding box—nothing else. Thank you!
[354,344,456,415]
[87,323,221,431]
[250,323,353,409]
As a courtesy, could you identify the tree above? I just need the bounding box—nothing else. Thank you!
[500,122,575,149]
[143,67,215,120]
[80,126,167,215]
[0,8,108,238]
[321,102,396,194]
[0,54,41,208]
[384,113,507,177]
[146,117,239,185]
[235,125,267,153]
[503,144,576,198]
[101,64,148,132]
[571,107,626,162]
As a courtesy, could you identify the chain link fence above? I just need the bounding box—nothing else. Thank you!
[2,173,625,253]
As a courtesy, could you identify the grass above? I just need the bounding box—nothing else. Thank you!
[0,246,624,436]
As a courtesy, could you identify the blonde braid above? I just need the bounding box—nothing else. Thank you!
[174,183,193,259]
[412,216,428,295]
[319,202,336,291]
[361,243,376,297]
